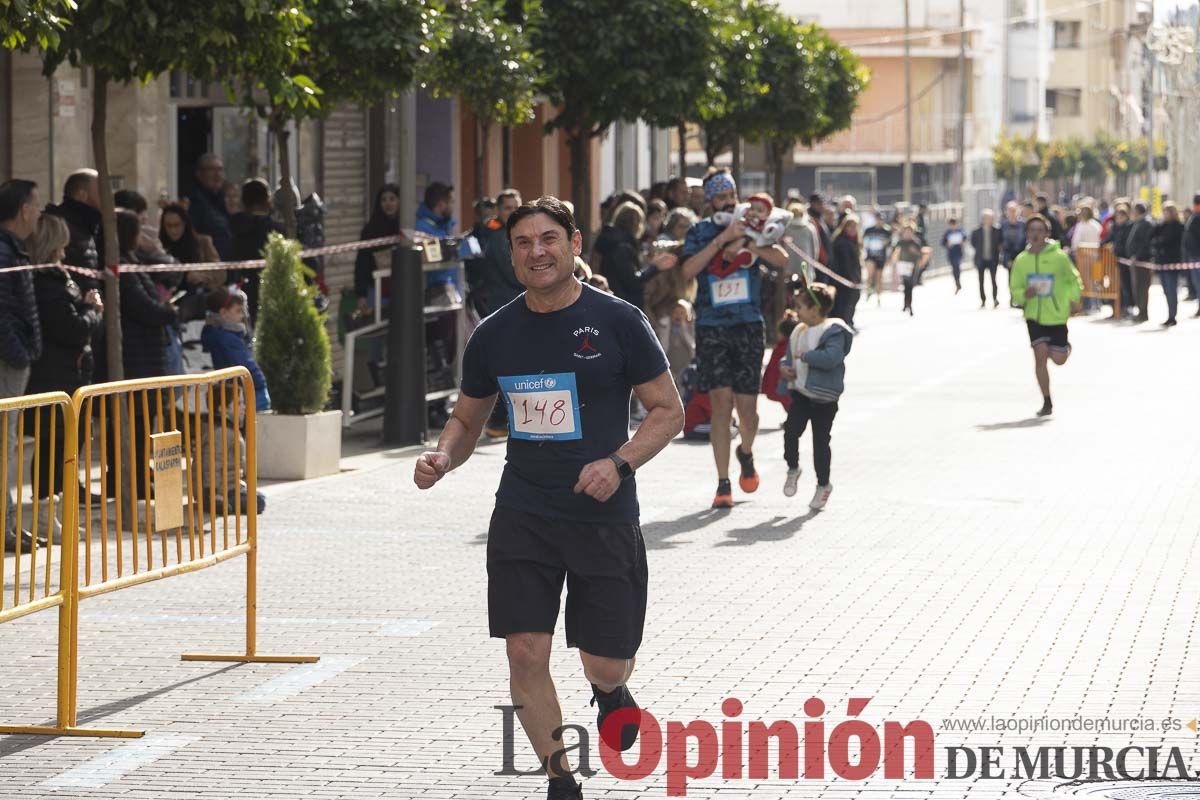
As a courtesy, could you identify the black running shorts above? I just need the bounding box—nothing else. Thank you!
[486,505,648,660]
[696,321,765,395]
[1025,320,1070,352]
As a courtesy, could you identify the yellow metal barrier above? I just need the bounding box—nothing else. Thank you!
[0,367,318,739]
[0,392,88,736]
[1075,243,1123,318]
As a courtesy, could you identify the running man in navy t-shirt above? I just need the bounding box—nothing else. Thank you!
[413,196,684,800]
[679,169,789,509]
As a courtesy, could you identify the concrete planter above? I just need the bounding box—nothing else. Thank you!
[257,410,343,480]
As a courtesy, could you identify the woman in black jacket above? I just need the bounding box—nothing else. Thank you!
[1152,202,1185,326]
[831,214,863,327]
[600,201,677,310]
[107,210,178,503]
[26,214,103,539]
[353,183,404,315]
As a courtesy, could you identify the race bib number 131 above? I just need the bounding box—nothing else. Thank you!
[498,373,583,441]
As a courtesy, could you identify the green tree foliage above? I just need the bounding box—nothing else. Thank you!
[255,234,331,415]
[0,0,72,49]
[702,0,774,165]
[529,0,723,237]
[34,0,312,380]
[421,0,539,197]
[223,0,443,234]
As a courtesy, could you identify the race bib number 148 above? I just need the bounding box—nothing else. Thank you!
[498,373,583,441]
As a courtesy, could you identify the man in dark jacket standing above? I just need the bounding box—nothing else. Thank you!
[188,154,234,261]
[1183,193,1200,318]
[44,169,103,291]
[230,178,284,321]
[0,180,44,552]
[971,209,1002,308]
[1125,202,1155,323]
[1102,202,1133,317]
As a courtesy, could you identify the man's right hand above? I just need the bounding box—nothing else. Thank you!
[413,451,451,489]
[718,220,747,245]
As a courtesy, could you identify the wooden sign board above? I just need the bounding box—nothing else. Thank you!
[151,431,184,532]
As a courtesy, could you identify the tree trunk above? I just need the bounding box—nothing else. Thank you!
[568,132,592,245]
[731,137,742,188]
[92,69,123,382]
[272,119,298,238]
[476,119,489,200]
[501,126,512,187]
[772,143,785,205]
[677,120,688,177]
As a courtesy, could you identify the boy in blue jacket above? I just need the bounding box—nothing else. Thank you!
[777,283,853,510]
[201,286,270,412]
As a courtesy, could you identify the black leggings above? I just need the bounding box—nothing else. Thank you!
[902,274,916,310]
[783,391,839,485]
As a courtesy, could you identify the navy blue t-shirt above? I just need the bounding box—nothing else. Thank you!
[684,217,765,328]
[460,282,669,523]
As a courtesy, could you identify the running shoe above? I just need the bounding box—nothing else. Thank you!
[735,446,759,493]
[783,468,801,497]
[1036,398,1053,417]
[547,777,583,799]
[712,478,734,509]
[809,484,833,510]
[591,684,640,752]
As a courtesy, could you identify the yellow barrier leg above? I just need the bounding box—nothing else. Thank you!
[181,376,317,666]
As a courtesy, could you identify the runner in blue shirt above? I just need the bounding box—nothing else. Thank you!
[679,169,789,509]
[414,196,684,800]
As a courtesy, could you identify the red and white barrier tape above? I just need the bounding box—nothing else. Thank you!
[780,236,866,290]
[0,231,434,278]
[1117,257,1200,272]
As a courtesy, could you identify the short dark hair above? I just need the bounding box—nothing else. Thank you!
[506,195,577,243]
[1192,193,1200,206]
[1024,213,1051,232]
[0,179,38,222]
[206,285,246,314]
[799,282,837,315]
[1035,193,1049,205]
[1133,201,1147,215]
[116,208,141,255]
[424,181,453,210]
[114,189,147,214]
[495,188,522,206]
[666,177,687,194]
[63,169,97,202]
[241,178,271,210]
[948,217,958,225]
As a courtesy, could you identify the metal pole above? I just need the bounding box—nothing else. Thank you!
[1145,30,1155,193]
[904,0,913,205]
[384,247,427,446]
[956,0,967,205]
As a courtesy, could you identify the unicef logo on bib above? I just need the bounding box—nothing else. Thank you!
[498,373,583,441]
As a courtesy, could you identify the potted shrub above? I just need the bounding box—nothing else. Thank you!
[255,233,341,479]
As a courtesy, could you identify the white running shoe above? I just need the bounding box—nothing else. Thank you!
[809,484,833,510]
[783,468,801,497]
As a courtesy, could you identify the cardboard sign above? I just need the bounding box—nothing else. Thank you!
[421,240,444,264]
[151,431,184,532]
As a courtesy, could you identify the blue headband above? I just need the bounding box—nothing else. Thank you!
[704,172,736,202]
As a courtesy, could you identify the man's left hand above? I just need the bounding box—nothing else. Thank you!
[573,458,622,503]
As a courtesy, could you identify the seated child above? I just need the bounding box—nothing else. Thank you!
[202,286,270,412]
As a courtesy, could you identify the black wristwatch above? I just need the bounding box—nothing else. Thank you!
[608,453,635,481]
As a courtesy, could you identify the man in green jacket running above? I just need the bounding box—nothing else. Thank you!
[1010,214,1083,417]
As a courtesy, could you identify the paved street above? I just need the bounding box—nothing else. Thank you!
[2,274,1199,799]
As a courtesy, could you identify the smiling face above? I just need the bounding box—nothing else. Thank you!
[509,211,582,294]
